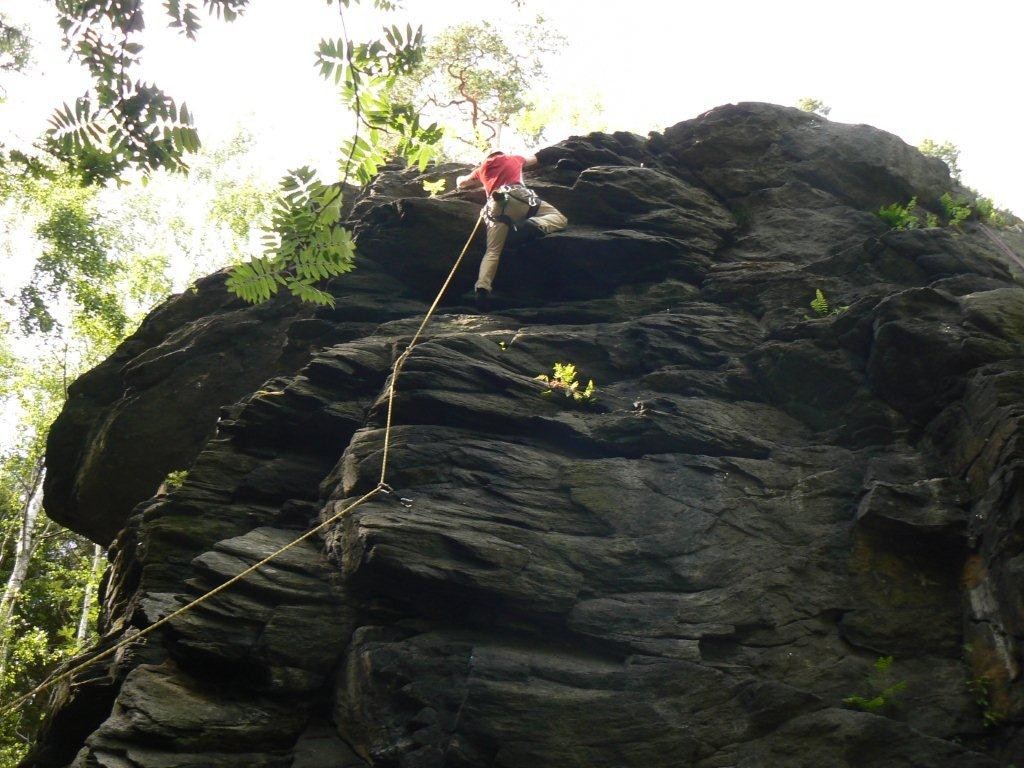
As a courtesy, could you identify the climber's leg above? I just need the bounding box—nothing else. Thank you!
[476,219,508,292]
[531,200,568,234]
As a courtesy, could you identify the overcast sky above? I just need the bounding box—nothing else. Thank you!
[3,0,1021,214]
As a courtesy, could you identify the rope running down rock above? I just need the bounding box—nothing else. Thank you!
[0,214,485,718]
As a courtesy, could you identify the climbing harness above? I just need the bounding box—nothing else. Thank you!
[485,184,540,230]
[0,216,485,718]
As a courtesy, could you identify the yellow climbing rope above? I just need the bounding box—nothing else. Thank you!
[0,215,484,719]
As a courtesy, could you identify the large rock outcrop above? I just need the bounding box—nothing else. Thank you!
[26,102,1024,767]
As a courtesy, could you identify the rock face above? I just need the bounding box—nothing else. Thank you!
[26,103,1024,767]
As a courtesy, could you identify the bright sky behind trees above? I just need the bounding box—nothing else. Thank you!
[3,0,1022,215]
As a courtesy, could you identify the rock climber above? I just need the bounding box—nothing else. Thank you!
[456,150,568,310]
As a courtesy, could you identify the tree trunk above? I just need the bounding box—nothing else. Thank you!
[75,544,104,646]
[0,527,12,575]
[0,463,46,685]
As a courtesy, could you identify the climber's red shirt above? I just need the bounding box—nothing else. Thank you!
[468,154,526,196]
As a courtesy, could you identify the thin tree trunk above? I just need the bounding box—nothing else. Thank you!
[0,527,13,574]
[0,465,45,627]
[75,544,104,646]
[0,463,45,686]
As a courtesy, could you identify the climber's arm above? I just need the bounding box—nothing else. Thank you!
[522,154,539,167]
[456,169,481,189]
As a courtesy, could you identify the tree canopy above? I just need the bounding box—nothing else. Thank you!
[394,18,565,149]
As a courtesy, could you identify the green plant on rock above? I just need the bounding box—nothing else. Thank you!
[807,289,847,318]
[877,197,920,230]
[918,139,961,180]
[974,196,1007,227]
[967,676,1007,728]
[796,97,831,117]
[422,178,446,197]
[535,362,596,403]
[941,192,972,229]
[843,656,907,713]
[162,470,189,491]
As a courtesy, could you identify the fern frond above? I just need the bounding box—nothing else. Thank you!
[810,289,830,316]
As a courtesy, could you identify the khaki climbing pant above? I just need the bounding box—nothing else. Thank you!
[475,195,568,291]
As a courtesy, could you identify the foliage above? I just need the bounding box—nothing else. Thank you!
[0,16,31,80]
[807,289,847,319]
[225,167,355,306]
[197,132,275,241]
[43,0,219,182]
[919,139,961,180]
[877,197,920,230]
[974,196,1007,227]
[940,192,972,228]
[535,362,597,403]
[90,128,276,286]
[843,656,907,713]
[879,189,1010,233]
[394,19,565,149]
[967,676,1006,728]
[796,98,831,117]
[422,178,446,197]
[0,350,103,766]
[510,87,606,145]
[162,470,189,491]
[1,161,171,346]
[228,3,449,306]
[319,21,443,184]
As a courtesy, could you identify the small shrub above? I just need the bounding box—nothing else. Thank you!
[843,656,907,712]
[974,197,1007,227]
[796,97,831,117]
[941,192,972,228]
[163,470,189,490]
[967,676,1006,728]
[878,198,920,230]
[535,362,597,403]
[924,212,940,228]
[807,289,847,318]
[422,178,446,197]
[919,139,961,180]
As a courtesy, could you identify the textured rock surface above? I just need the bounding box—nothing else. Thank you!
[26,102,1024,767]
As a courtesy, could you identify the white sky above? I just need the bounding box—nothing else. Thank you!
[2,0,1021,214]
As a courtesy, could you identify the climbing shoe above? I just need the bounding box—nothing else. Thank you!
[475,288,491,311]
[504,220,545,251]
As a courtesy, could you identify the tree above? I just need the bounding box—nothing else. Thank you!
[0,342,103,767]
[512,87,607,146]
[918,138,961,180]
[395,19,566,151]
[95,128,277,288]
[0,16,31,92]
[796,97,831,117]
[41,1,444,309]
[1,161,172,348]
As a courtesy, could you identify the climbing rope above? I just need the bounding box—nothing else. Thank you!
[0,214,485,719]
[979,222,1024,273]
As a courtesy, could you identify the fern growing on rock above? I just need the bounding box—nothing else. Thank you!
[843,656,907,713]
[807,289,847,318]
[877,197,920,230]
[535,362,597,403]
